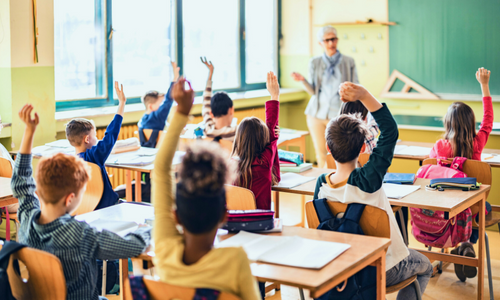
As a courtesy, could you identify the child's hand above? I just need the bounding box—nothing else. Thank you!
[172,77,195,116]
[114,81,127,104]
[274,126,280,138]
[291,72,305,82]
[200,57,214,80]
[172,61,180,82]
[18,104,39,132]
[267,71,280,100]
[339,82,368,102]
[476,67,491,85]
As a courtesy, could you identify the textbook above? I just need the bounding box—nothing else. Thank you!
[383,184,421,199]
[277,172,316,188]
[394,145,432,156]
[217,231,350,269]
[280,163,313,173]
[279,160,297,167]
[383,173,415,184]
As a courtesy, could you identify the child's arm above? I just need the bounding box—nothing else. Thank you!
[153,78,194,245]
[12,104,41,223]
[340,83,397,192]
[147,83,175,127]
[475,68,493,150]
[94,226,151,260]
[201,57,215,128]
[266,72,281,182]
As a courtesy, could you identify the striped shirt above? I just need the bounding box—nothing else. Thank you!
[12,153,151,300]
[202,80,237,141]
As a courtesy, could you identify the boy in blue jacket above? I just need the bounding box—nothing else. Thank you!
[66,81,127,210]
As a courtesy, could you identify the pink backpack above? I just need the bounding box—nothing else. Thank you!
[411,157,472,248]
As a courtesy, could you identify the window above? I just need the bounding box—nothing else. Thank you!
[54,0,279,111]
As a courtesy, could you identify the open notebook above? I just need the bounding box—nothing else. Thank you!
[217,231,350,269]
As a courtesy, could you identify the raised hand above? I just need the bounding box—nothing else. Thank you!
[266,71,280,100]
[172,77,195,116]
[18,104,39,132]
[114,81,127,104]
[476,67,491,85]
[172,61,181,82]
[339,82,369,103]
[291,72,305,82]
[200,57,214,80]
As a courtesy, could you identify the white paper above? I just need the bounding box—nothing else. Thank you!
[394,146,431,156]
[481,153,500,163]
[217,231,289,261]
[106,153,156,166]
[113,137,140,149]
[137,147,159,156]
[33,145,75,157]
[277,173,316,188]
[278,133,302,144]
[45,139,73,148]
[88,219,139,237]
[383,184,421,199]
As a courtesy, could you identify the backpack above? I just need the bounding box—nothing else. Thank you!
[411,157,472,248]
[0,241,27,300]
[313,198,376,300]
[139,128,160,148]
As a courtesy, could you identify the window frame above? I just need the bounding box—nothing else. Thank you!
[55,0,281,112]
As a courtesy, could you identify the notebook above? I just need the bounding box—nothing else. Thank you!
[277,172,316,188]
[217,231,350,269]
[280,163,313,173]
[383,184,421,199]
[394,145,432,156]
[279,160,297,167]
[383,173,415,184]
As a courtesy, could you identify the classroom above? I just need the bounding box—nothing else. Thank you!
[1,0,500,299]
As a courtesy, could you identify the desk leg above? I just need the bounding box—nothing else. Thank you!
[119,258,130,300]
[125,170,132,202]
[273,191,280,218]
[5,209,10,241]
[299,136,306,160]
[375,251,386,300]
[300,195,306,227]
[477,196,485,300]
[135,171,142,202]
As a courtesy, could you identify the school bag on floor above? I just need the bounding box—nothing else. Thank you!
[313,198,376,300]
[411,157,472,248]
[0,241,26,300]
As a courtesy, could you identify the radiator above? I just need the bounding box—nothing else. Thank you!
[97,106,266,188]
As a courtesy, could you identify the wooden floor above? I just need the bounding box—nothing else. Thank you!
[130,192,500,299]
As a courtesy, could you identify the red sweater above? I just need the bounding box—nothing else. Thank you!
[430,97,493,161]
[236,100,280,210]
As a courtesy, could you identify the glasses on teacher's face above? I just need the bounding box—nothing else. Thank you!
[323,37,338,44]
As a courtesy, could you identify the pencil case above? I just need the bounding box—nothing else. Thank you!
[278,150,304,166]
[223,219,274,232]
[383,173,415,184]
[427,177,479,191]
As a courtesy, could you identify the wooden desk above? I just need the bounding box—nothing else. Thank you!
[277,129,310,158]
[1,177,17,241]
[133,226,390,299]
[272,174,490,300]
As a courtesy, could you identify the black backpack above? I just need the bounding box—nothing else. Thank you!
[313,198,377,300]
[0,241,27,300]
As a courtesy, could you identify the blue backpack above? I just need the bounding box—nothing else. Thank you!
[313,198,377,300]
[0,241,27,300]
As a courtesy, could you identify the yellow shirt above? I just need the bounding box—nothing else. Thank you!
[152,112,261,300]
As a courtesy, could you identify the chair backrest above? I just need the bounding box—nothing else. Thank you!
[8,247,66,300]
[141,276,240,300]
[326,153,370,169]
[72,162,104,216]
[225,185,257,210]
[305,200,390,238]
[142,129,165,148]
[0,157,13,177]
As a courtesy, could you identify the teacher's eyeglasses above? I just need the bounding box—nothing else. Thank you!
[323,37,338,43]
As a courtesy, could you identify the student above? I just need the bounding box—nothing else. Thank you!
[315,82,432,299]
[201,57,237,141]
[152,77,261,300]
[66,81,127,210]
[232,72,281,210]
[12,104,150,300]
[429,67,493,280]
[339,100,379,154]
[138,61,180,147]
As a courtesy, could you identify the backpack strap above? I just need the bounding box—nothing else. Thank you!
[0,241,26,271]
[139,129,160,148]
[313,198,335,223]
[342,203,366,224]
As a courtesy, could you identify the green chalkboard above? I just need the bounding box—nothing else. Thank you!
[389,0,500,96]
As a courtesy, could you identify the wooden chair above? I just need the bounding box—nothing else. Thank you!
[142,129,165,149]
[72,162,104,216]
[305,200,422,299]
[225,185,256,210]
[326,153,370,169]
[124,275,240,300]
[7,247,66,300]
[422,158,495,299]
[0,157,13,177]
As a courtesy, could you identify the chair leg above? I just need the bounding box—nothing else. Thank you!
[299,288,305,300]
[428,246,432,251]
[398,209,409,246]
[485,233,494,300]
[438,248,444,273]
[413,279,422,300]
[102,260,107,296]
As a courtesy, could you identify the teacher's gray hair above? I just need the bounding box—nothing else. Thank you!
[317,25,337,42]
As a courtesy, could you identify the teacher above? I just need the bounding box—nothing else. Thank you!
[291,25,359,167]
